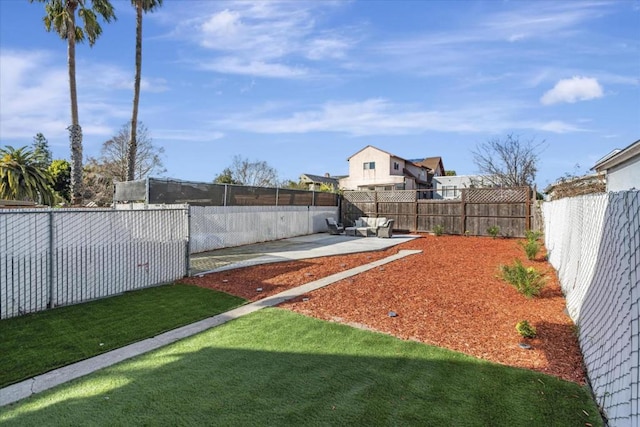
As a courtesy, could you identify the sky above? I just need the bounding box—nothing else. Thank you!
[1,0,639,189]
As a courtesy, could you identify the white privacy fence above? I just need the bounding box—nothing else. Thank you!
[0,208,189,320]
[1,205,338,319]
[189,205,338,253]
[543,191,639,426]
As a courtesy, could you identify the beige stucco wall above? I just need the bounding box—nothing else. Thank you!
[339,146,406,190]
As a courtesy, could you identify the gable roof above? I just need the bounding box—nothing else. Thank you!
[415,157,445,174]
[593,139,640,172]
[346,145,405,161]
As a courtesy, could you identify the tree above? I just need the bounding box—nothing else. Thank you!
[471,134,544,187]
[48,159,71,202]
[0,145,55,206]
[126,0,163,182]
[32,133,52,168]
[82,122,164,206]
[31,0,116,205]
[445,170,457,176]
[222,155,279,187]
[213,167,240,185]
[95,122,165,182]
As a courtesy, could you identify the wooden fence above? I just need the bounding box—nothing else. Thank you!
[342,187,536,237]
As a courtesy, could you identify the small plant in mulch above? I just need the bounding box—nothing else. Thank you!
[500,260,546,298]
[487,225,500,238]
[519,230,543,260]
[516,320,537,338]
[433,224,445,236]
[464,230,470,237]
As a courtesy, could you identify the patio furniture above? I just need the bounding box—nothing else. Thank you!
[345,226,370,237]
[345,217,388,237]
[377,219,394,238]
[326,217,345,235]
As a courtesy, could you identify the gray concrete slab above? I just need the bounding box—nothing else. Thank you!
[0,248,422,408]
[191,232,419,274]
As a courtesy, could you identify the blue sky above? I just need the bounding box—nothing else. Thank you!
[1,0,639,188]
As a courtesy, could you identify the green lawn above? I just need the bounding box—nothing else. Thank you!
[0,283,245,387]
[1,308,602,426]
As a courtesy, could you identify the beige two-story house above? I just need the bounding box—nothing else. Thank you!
[339,145,442,191]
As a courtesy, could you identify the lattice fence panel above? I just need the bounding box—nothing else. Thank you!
[465,187,529,203]
[376,191,416,203]
[343,191,377,203]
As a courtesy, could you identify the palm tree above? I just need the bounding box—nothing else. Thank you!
[126,0,163,182]
[0,146,56,206]
[30,0,116,205]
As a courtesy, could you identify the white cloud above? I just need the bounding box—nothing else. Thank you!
[170,1,356,78]
[540,76,604,105]
[211,98,587,136]
[199,57,308,79]
[537,120,586,133]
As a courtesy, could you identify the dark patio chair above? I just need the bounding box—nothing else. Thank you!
[326,217,345,235]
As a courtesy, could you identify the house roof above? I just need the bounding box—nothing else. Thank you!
[299,173,339,186]
[415,157,445,175]
[592,139,640,172]
[346,145,404,161]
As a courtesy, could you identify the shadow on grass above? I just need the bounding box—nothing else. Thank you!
[1,310,602,427]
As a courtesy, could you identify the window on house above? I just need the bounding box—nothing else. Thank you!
[442,186,459,198]
[363,161,376,170]
[393,162,399,170]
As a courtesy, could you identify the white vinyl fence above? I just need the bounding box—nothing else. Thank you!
[0,208,188,319]
[543,191,639,426]
[188,205,338,253]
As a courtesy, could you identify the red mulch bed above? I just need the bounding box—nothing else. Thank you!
[183,234,586,384]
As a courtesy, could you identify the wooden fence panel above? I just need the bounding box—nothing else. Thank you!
[377,202,415,231]
[340,187,533,237]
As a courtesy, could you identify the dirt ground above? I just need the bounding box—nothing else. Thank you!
[183,234,586,384]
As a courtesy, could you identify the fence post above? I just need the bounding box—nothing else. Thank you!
[185,206,191,277]
[414,191,418,232]
[525,186,531,231]
[460,189,467,235]
[223,184,228,207]
[47,210,55,309]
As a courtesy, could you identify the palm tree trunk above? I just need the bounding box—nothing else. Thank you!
[67,0,83,205]
[127,0,143,182]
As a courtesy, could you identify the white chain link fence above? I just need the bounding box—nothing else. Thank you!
[1,208,189,319]
[543,191,639,426]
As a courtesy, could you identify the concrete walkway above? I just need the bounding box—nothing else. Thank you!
[1,241,422,407]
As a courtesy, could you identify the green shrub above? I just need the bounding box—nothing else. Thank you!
[500,260,546,298]
[487,225,500,238]
[524,230,543,241]
[433,225,444,236]
[519,239,541,260]
[516,320,537,338]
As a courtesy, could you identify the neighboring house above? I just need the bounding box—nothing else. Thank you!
[415,157,445,177]
[432,175,493,199]
[339,145,438,191]
[543,173,606,201]
[592,139,640,191]
[299,173,340,191]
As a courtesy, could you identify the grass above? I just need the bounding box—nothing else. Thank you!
[0,283,244,388]
[1,309,602,426]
